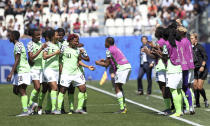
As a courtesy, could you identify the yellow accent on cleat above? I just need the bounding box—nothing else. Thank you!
[170,113,182,117]
[121,108,127,114]
[68,112,72,115]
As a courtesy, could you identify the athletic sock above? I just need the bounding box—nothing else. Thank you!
[38,92,46,107]
[199,88,207,101]
[190,88,195,105]
[77,92,85,110]
[21,95,28,112]
[57,93,64,111]
[186,88,193,107]
[181,89,189,111]
[194,89,200,105]
[51,90,57,111]
[45,92,52,111]
[163,98,171,110]
[116,92,125,110]
[68,94,74,110]
[122,90,127,108]
[28,89,39,107]
[83,92,88,108]
[111,77,115,88]
[170,89,182,114]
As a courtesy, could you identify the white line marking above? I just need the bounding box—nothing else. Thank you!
[150,94,163,99]
[87,85,203,126]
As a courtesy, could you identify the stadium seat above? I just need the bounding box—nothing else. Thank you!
[69,13,79,24]
[42,14,52,26]
[15,15,24,24]
[5,15,14,27]
[105,19,115,35]
[88,12,98,21]
[139,5,148,19]
[61,13,69,22]
[51,13,61,27]
[0,8,4,17]
[124,18,133,35]
[43,7,50,15]
[115,18,124,36]
[79,13,88,22]
[91,32,99,37]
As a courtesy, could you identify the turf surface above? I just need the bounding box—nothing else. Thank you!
[0,80,210,126]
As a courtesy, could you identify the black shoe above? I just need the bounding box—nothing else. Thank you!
[204,100,209,108]
[195,104,200,108]
[61,109,66,114]
[137,91,144,95]
[83,107,87,112]
[147,92,151,95]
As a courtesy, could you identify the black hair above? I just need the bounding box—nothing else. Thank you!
[168,20,178,30]
[30,29,40,37]
[167,28,181,47]
[106,37,114,45]
[56,28,65,35]
[47,30,56,41]
[155,27,164,39]
[141,36,148,41]
[11,30,20,40]
[163,28,169,41]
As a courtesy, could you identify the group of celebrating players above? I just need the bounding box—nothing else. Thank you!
[143,19,209,117]
[6,19,209,117]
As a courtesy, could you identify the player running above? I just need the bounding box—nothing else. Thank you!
[27,29,47,114]
[95,37,131,114]
[7,31,31,116]
[57,34,94,114]
[43,30,60,114]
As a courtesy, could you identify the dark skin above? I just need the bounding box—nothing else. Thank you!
[59,38,94,94]
[7,33,27,96]
[43,31,60,91]
[28,30,47,92]
[95,41,123,94]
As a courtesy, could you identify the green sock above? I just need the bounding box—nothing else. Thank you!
[28,89,38,107]
[51,90,57,111]
[116,92,125,110]
[163,98,171,110]
[181,90,189,111]
[38,92,46,107]
[170,89,182,114]
[45,92,52,111]
[83,92,87,108]
[190,88,195,105]
[57,93,64,111]
[77,92,85,110]
[68,94,74,110]
[21,95,28,112]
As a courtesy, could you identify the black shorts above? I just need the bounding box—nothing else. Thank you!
[194,67,208,80]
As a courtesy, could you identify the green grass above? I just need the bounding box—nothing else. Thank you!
[0,80,210,126]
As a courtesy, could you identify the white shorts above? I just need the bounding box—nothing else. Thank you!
[155,71,166,82]
[115,69,131,84]
[188,69,194,84]
[43,68,59,83]
[60,73,86,87]
[30,69,43,83]
[13,73,31,86]
[166,72,183,89]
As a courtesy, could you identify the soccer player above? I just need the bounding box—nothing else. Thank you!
[163,27,183,117]
[190,33,209,108]
[95,37,131,113]
[27,29,47,114]
[7,31,31,116]
[177,26,195,114]
[57,34,94,114]
[43,30,60,114]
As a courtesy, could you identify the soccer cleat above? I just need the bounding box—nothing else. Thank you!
[61,109,66,114]
[114,108,127,114]
[45,110,51,114]
[137,91,144,95]
[75,109,87,114]
[16,112,30,117]
[51,110,61,115]
[189,106,195,115]
[83,107,87,112]
[204,100,209,108]
[28,102,38,115]
[38,109,42,115]
[68,110,75,114]
[184,110,190,115]
[195,104,200,108]
[170,113,182,117]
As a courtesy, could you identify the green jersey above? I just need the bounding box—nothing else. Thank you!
[78,47,88,74]
[60,45,82,75]
[27,41,43,70]
[166,59,182,74]
[43,42,60,70]
[14,41,30,73]
[58,40,69,47]
[155,59,166,72]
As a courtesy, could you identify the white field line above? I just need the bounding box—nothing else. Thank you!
[87,85,203,126]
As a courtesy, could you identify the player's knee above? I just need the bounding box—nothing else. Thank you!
[198,85,203,90]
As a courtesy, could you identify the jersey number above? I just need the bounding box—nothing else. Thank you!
[67,53,71,58]
[18,76,23,83]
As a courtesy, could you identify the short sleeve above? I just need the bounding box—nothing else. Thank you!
[15,42,22,54]
[27,41,33,53]
[106,50,111,58]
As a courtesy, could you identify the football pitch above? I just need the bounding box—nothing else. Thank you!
[0,80,210,126]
